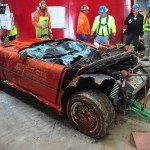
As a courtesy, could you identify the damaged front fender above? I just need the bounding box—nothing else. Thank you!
[61,74,116,107]
[67,74,114,89]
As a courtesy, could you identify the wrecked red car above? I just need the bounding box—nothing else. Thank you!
[0,38,149,138]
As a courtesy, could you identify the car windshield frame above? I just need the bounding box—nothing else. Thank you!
[19,39,95,66]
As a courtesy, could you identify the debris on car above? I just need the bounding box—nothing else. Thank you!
[0,38,149,138]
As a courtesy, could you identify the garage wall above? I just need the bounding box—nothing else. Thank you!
[6,0,131,43]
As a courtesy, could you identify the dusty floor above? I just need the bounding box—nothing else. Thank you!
[0,84,150,150]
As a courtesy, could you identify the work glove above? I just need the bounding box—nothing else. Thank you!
[49,33,53,39]
[82,34,85,38]
[112,36,116,42]
[128,19,132,24]
[48,29,53,39]
[90,35,93,40]
[41,25,46,29]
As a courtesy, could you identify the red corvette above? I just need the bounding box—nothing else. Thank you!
[0,38,149,138]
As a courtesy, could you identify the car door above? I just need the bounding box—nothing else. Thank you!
[5,50,68,104]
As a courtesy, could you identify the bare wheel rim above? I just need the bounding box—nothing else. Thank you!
[70,102,98,133]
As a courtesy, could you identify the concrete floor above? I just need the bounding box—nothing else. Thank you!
[0,83,150,150]
[0,60,150,150]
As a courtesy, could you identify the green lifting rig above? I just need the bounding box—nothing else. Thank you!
[127,65,150,123]
[128,99,150,123]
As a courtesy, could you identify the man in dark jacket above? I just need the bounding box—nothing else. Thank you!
[124,4,143,53]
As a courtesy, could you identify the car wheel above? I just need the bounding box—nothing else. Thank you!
[67,89,115,138]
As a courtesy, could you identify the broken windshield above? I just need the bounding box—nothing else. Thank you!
[21,40,94,66]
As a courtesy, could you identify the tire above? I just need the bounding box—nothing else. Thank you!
[67,89,115,138]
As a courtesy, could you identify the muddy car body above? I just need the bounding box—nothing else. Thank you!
[0,38,149,138]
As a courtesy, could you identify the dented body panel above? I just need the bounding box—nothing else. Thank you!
[0,38,149,113]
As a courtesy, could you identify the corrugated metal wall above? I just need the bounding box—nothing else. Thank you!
[7,0,131,43]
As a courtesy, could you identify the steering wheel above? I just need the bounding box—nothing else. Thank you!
[43,53,56,59]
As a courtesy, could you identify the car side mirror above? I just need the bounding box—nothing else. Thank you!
[19,51,28,61]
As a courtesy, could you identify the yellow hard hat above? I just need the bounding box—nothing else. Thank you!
[39,1,47,8]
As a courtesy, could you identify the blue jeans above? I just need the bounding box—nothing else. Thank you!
[94,35,109,44]
[78,34,88,42]
[144,31,150,59]
[125,33,139,52]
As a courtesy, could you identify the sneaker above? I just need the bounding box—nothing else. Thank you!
[141,58,149,61]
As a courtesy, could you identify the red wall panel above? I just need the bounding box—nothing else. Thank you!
[6,0,131,44]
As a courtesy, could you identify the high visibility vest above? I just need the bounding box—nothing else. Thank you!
[144,14,150,31]
[9,25,17,36]
[97,15,109,36]
[76,12,90,35]
[35,16,49,38]
[92,15,116,36]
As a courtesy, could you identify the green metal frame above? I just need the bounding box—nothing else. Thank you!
[128,99,150,123]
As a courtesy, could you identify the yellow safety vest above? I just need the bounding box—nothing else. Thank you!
[143,14,150,31]
[92,15,116,36]
[97,15,109,36]
[9,25,17,36]
[35,16,49,38]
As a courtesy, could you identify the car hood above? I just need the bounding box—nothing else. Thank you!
[76,49,134,75]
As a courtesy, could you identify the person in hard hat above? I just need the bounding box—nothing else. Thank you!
[124,4,143,54]
[142,1,150,61]
[32,0,52,39]
[8,21,17,41]
[90,5,116,44]
[0,22,17,43]
[77,5,90,42]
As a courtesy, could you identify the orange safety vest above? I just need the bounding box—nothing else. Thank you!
[77,12,90,35]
